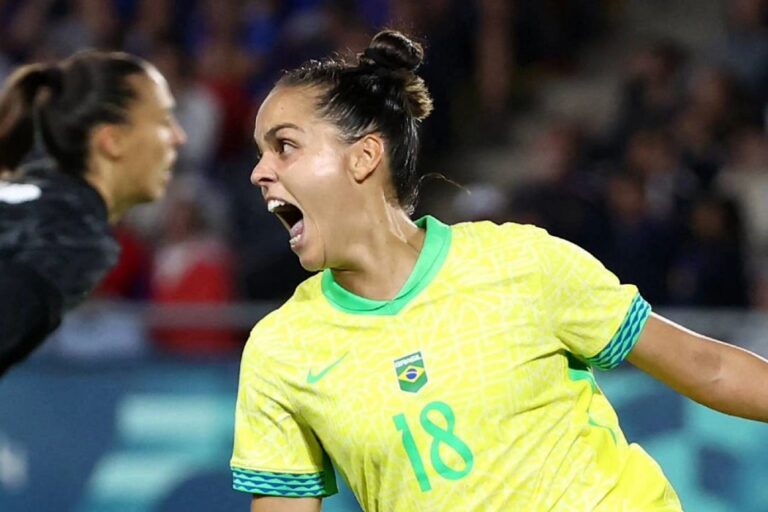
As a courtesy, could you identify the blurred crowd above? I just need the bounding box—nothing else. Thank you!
[499,0,768,313]
[2,0,767,356]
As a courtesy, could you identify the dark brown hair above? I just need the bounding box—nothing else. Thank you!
[0,50,150,174]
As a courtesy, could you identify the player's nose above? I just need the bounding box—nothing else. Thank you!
[250,156,277,188]
[172,119,187,146]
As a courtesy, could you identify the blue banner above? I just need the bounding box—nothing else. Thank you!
[1,359,767,511]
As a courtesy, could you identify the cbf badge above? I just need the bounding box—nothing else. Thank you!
[394,351,428,393]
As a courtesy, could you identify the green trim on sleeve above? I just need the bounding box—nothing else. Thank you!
[587,294,651,370]
[231,467,338,497]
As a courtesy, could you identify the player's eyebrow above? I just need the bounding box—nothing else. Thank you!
[264,123,304,142]
[254,122,304,157]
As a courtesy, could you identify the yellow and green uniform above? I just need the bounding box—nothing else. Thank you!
[231,216,682,511]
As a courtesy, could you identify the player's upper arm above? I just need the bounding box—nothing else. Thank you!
[532,230,642,362]
[251,496,322,512]
[0,259,64,375]
[231,340,338,500]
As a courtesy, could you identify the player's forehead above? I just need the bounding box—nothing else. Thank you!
[128,67,175,113]
[253,86,322,141]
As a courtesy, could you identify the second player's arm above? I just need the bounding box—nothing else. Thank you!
[628,313,768,421]
[0,260,64,376]
[251,496,321,512]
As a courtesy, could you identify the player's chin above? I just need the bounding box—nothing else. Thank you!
[295,245,325,272]
[297,254,324,272]
[135,182,168,205]
[150,171,173,199]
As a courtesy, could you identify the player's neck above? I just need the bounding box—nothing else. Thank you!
[83,161,130,224]
[331,208,425,301]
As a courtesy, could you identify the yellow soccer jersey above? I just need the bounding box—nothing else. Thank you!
[231,216,682,511]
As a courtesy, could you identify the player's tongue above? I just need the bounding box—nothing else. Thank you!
[289,218,305,248]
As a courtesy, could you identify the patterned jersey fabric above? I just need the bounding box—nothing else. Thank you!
[0,161,119,309]
[231,216,682,511]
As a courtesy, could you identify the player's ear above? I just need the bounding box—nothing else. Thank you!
[348,133,384,183]
[91,124,125,160]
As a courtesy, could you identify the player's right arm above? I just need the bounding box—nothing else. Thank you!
[251,496,321,512]
[232,336,338,509]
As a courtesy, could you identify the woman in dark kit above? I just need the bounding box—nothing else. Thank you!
[0,51,186,375]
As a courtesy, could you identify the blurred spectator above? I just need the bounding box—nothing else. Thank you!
[717,127,768,261]
[668,195,751,307]
[94,224,152,300]
[610,40,687,154]
[3,1,53,62]
[715,0,768,104]
[685,67,757,144]
[509,121,607,254]
[512,0,607,70]
[600,173,674,304]
[0,0,764,314]
[671,104,726,190]
[241,0,281,60]
[624,129,699,222]
[476,0,512,133]
[45,0,121,57]
[390,0,477,154]
[123,0,179,56]
[148,176,239,356]
[192,0,259,160]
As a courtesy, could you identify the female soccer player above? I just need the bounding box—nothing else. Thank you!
[0,51,186,375]
[231,30,768,511]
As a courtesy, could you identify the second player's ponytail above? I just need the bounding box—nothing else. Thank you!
[0,51,150,175]
[0,64,60,172]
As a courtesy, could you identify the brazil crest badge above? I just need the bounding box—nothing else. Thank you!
[394,351,428,393]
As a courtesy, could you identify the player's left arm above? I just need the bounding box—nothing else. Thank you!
[627,313,768,422]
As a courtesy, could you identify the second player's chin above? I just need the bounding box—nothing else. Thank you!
[156,176,172,194]
[142,186,167,203]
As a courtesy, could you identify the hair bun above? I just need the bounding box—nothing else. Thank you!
[362,30,424,73]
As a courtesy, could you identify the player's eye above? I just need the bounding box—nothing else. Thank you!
[277,139,295,155]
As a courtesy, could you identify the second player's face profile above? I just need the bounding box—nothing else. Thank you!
[115,67,186,205]
[251,85,363,272]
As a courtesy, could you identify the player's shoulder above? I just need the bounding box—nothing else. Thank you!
[1,162,105,219]
[244,273,325,352]
[450,219,551,250]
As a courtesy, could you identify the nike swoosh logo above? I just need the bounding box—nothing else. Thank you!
[307,352,349,384]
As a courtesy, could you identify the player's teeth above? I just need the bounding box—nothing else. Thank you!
[289,234,302,246]
[267,199,286,212]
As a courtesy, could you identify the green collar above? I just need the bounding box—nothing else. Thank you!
[321,216,452,316]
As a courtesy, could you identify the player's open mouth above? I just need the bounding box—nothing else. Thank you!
[267,199,305,247]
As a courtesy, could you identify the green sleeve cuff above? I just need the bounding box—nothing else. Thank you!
[587,294,651,370]
[232,467,338,497]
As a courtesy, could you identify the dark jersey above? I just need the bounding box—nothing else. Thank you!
[0,161,120,374]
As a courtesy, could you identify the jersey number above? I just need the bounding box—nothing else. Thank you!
[393,401,474,492]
